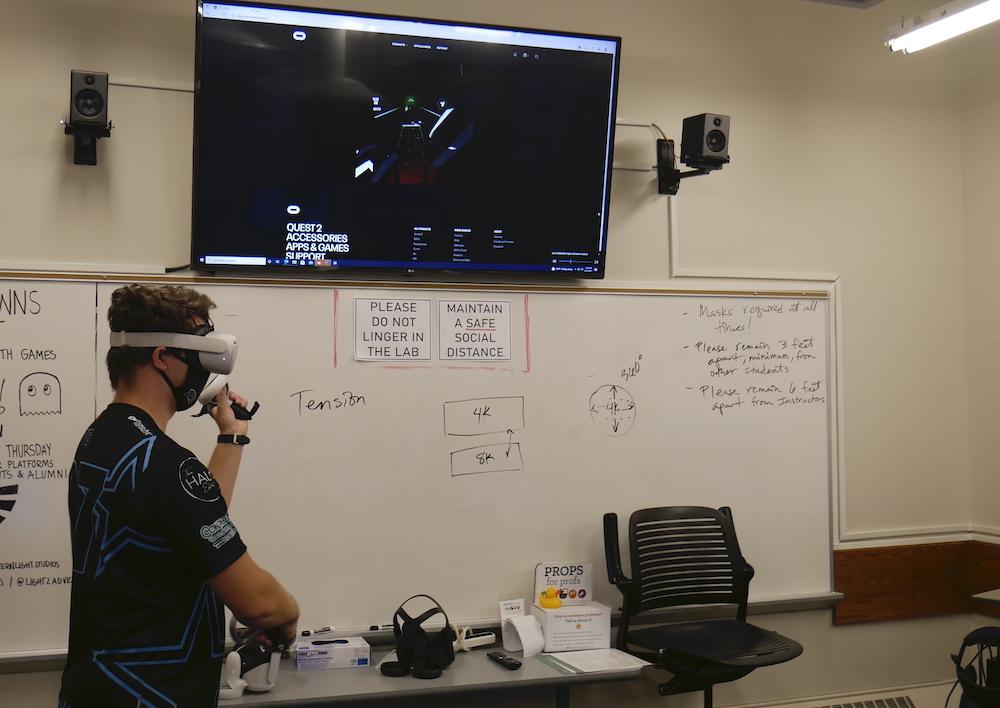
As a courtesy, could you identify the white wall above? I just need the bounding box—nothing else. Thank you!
[0,0,994,703]
[959,35,1000,538]
[0,0,980,540]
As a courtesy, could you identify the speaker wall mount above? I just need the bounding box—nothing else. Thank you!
[656,113,731,195]
[63,70,112,166]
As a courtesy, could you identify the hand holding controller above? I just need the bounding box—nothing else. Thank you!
[195,374,260,427]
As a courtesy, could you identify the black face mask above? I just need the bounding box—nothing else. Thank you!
[157,324,213,412]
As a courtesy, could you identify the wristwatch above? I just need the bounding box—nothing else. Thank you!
[217,434,250,446]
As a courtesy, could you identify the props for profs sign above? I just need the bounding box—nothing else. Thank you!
[535,563,594,605]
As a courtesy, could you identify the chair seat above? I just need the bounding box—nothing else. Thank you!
[627,619,803,669]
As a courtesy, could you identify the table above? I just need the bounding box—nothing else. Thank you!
[973,588,1000,604]
[0,648,644,707]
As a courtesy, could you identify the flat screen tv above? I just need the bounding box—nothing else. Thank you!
[193,2,621,278]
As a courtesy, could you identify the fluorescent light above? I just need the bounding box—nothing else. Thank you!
[886,0,1000,53]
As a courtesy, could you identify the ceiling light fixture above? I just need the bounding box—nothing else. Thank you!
[886,0,1000,53]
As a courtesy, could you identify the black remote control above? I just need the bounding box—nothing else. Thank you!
[487,651,522,670]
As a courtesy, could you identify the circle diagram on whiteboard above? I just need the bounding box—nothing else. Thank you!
[589,385,636,436]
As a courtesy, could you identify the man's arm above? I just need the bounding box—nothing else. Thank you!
[208,552,299,642]
[208,441,243,506]
[208,388,250,505]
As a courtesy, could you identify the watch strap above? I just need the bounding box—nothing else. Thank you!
[217,434,250,446]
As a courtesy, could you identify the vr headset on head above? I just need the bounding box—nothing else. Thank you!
[380,595,457,680]
[109,323,237,375]
[953,626,1000,708]
[110,323,252,414]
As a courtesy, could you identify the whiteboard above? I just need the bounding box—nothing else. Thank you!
[0,281,97,656]
[0,280,834,655]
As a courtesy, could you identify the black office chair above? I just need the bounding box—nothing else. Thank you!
[952,626,1000,708]
[603,506,803,707]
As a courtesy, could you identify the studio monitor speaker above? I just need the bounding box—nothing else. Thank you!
[69,70,108,127]
[680,113,730,169]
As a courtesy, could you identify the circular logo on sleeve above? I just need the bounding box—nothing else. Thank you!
[178,457,221,503]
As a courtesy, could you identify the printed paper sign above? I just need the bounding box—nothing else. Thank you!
[355,299,431,361]
[500,598,526,621]
[439,300,511,361]
[534,563,593,605]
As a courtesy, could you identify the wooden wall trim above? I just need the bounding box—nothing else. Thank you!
[971,541,1000,621]
[834,540,1000,624]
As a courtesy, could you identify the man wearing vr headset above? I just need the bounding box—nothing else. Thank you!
[60,284,299,708]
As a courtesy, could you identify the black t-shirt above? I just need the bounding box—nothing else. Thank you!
[60,403,247,708]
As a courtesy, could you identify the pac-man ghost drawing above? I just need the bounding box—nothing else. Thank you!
[19,372,62,416]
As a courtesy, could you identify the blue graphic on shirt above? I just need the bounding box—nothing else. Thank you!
[72,436,173,578]
[92,584,226,708]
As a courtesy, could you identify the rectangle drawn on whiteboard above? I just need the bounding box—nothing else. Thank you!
[451,443,523,477]
[444,396,524,436]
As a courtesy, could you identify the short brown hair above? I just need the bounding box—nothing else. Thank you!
[106,284,216,389]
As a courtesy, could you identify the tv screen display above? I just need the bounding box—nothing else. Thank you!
[193,2,620,277]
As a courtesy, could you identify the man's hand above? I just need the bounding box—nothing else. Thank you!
[253,621,298,651]
[211,386,250,436]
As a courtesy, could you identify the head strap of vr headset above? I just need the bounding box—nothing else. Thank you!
[109,328,228,356]
[393,595,451,637]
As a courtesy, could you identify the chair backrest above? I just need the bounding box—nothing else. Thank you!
[627,506,751,617]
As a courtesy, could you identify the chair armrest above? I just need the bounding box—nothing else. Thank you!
[736,558,755,621]
[603,513,631,590]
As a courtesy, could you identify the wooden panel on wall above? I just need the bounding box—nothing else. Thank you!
[834,541,1000,624]
[970,541,1000,621]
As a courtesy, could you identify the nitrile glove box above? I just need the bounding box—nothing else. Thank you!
[294,636,370,671]
[530,601,610,652]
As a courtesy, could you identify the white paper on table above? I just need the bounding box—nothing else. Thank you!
[544,649,649,673]
[501,615,544,657]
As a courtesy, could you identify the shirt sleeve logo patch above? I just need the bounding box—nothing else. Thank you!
[178,457,221,503]
[200,514,237,549]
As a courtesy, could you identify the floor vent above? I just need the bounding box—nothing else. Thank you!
[815,698,915,708]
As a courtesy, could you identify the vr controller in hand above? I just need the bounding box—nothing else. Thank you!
[221,617,286,699]
[194,374,260,421]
